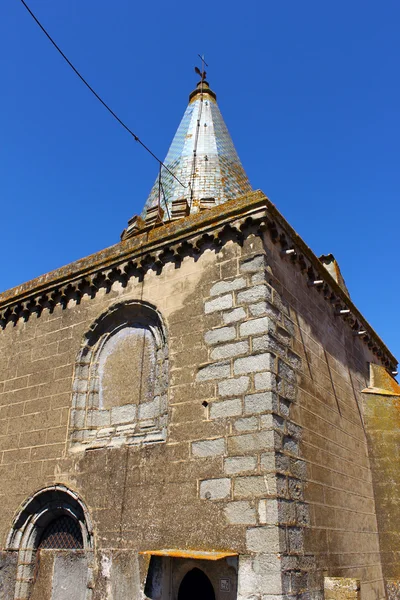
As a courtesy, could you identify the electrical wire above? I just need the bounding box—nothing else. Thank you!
[19,0,186,188]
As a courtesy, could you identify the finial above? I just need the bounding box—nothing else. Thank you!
[194,66,206,81]
[190,54,216,102]
[194,53,208,82]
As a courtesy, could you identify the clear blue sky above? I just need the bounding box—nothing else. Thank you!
[1,1,399,362]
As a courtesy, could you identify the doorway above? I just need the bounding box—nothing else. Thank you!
[178,568,216,600]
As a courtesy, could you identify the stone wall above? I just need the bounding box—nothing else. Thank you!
[0,234,261,599]
[194,246,309,599]
[362,387,400,591]
[259,230,386,600]
[0,198,394,599]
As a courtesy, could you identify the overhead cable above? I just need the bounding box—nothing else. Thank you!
[19,0,186,188]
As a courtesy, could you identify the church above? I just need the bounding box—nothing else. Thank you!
[0,74,399,600]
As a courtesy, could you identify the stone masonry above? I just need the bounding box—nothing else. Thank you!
[194,247,315,599]
[0,191,397,600]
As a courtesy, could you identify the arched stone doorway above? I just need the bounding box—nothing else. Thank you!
[7,485,93,600]
[178,568,216,600]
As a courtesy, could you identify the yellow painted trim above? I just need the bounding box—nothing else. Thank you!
[139,549,238,561]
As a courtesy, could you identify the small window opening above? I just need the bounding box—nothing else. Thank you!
[38,515,83,550]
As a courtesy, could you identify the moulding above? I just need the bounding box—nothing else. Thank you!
[0,190,397,371]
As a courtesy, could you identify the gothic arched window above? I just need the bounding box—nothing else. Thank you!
[70,301,168,451]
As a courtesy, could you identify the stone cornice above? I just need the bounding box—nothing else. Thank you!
[0,190,397,371]
[263,201,397,371]
[0,190,265,307]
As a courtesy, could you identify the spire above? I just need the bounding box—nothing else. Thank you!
[139,73,252,224]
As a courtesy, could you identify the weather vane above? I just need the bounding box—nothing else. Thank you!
[195,53,208,81]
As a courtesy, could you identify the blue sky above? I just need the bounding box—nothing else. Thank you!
[1,1,399,361]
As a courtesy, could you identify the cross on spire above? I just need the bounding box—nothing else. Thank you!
[194,53,208,81]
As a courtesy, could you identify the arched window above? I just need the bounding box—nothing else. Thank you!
[7,485,93,600]
[70,300,168,451]
[38,515,84,550]
[178,568,216,600]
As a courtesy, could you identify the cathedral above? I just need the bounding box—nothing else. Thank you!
[0,74,399,600]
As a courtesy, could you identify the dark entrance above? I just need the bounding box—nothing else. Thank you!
[178,568,215,600]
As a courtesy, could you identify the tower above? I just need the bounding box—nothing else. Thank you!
[122,77,251,239]
[0,74,399,600]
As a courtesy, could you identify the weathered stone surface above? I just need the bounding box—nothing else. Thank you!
[87,409,110,427]
[234,474,277,498]
[111,552,141,600]
[290,458,307,479]
[99,326,156,409]
[253,334,286,356]
[260,451,276,472]
[71,409,85,429]
[204,294,233,314]
[286,349,302,369]
[324,578,361,600]
[52,553,88,600]
[138,398,161,421]
[275,326,292,347]
[222,307,247,324]
[385,580,400,600]
[296,502,310,526]
[196,361,231,381]
[258,499,279,525]
[249,301,281,320]
[246,526,281,553]
[218,376,249,397]
[210,278,246,297]
[254,371,277,391]
[228,430,275,454]
[204,326,236,345]
[244,391,277,415]
[234,353,275,375]
[278,359,296,383]
[288,478,303,501]
[283,436,299,455]
[110,404,137,425]
[200,478,231,500]
[278,499,296,524]
[0,552,17,600]
[225,501,256,525]
[210,398,242,419]
[251,272,265,285]
[240,317,275,337]
[237,285,272,305]
[233,416,258,432]
[237,553,283,596]
[211,340,249,360]
[224,456,257,475]
[261,413,284,432]
[192,437,225,457]
[240,255,267,273]
[30,551,55,600]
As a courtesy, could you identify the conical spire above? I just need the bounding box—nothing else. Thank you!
[142,76,252,220]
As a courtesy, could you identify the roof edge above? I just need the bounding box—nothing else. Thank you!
[0,189,396,369]
[0,190,265,306]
